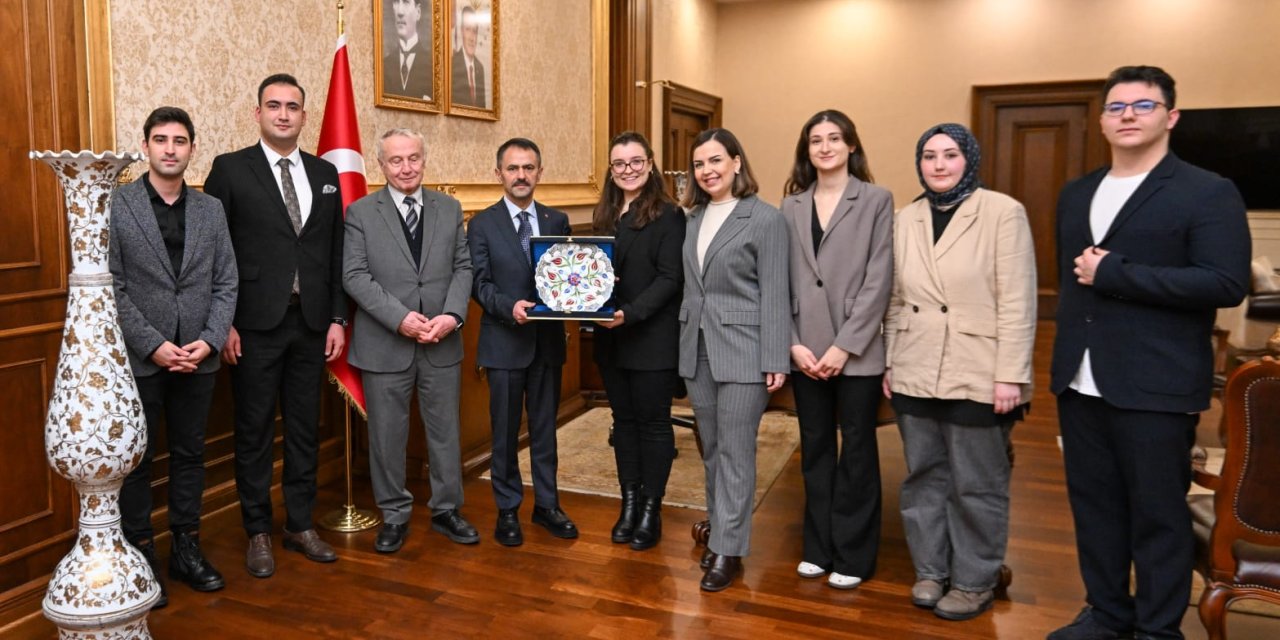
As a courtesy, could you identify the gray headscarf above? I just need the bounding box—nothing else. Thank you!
[914,123,982,209]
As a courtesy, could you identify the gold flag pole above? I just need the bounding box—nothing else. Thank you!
[319,0,379,533]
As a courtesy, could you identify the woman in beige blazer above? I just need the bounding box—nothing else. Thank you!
[782,110,893,591]
[882,123,1036,621]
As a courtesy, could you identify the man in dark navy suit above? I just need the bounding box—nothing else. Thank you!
[1048,66,1251,640]
[467,138,576,546]
[205,73,347,579]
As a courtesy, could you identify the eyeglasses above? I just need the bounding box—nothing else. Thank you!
[1102,99,1168,117]
[609,158,647,173]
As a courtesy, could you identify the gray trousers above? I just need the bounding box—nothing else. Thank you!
[363,351,464,525]
[898,413,1012,591]
[685,341,770,558]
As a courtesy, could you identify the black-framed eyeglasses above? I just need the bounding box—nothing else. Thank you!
[1103,99,1168,117]
[609,158,647,173]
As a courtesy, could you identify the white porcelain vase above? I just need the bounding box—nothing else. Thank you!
[31,150,159,639]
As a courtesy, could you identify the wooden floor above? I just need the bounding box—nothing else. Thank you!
[9,322,1276,638]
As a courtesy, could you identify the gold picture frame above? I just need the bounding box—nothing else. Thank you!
[375,0,445,114]
[445,0,500,121]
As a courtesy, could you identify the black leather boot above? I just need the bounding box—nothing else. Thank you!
[629,496,662,550]
[132,539,167,609]
[611,483,641,543]
[170,531,225,592]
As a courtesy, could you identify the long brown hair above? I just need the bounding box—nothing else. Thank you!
[680,128,760,209]
[783,109,874,196]
[592,132,673,233]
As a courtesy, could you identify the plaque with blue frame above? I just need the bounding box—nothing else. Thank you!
[527,235,617,320]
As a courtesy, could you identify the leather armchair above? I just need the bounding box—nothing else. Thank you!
[1188,358,1280,639]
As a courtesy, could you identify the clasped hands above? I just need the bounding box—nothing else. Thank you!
[399,311,458,343]
[1073,246,1110,286]
[152,339,212,372]
[791,344,850,381]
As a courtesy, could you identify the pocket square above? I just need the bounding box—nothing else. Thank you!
[322,184,338,194]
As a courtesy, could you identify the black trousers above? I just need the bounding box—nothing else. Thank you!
[487,361,562,511]
[121,370,217,544]
[598,364,676,499]
[232,305,326,535]
[791,373,883,578]
[1058,389,1197,640]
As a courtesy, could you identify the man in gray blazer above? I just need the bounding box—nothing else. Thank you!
[343,128,477,553]
[110,106,237,607]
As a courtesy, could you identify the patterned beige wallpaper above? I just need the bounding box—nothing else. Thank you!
[110,0,595,188]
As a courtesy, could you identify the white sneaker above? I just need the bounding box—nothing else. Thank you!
[796,561,826,578]
[827,572,862,590]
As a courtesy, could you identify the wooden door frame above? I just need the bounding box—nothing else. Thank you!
[608,0,651,138]
[971,80,1109,188]
[661,81,722,174]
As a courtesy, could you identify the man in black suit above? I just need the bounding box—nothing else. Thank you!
[1048,66,1251,640]
[205,73,347,579]
[382,0,432,100]
[468,138,576,546]
[111,106,237,608]
[449,4,486,108]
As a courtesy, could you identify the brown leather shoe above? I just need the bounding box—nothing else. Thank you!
[245,533,275,578]
[283,528,337,563]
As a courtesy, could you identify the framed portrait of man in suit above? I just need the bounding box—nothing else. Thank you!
[375,0,444,113]
[446,0,499,120]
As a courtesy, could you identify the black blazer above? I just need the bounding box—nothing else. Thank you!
[1050,153,1251,413]
[204,144,347,333]
[468,198,572,369]
[593,202,685,371]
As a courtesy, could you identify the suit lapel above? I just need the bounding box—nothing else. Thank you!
[377,188,417,268]
[1098,154,1177,246]
[934,194,980,260]
[122,180,176,281]
[701,198,752,276]
[684,209,705,291]
[493,200,531,271]
[300,153,330,236]
[788,190,821,279]
[909,203,946,295]
[246,145,295,234]
[417,191,441,275]
[178,187,202,280]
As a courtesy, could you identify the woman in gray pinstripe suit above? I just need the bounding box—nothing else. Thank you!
[677,128,791,592]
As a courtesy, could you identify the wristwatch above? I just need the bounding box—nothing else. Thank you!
[331,317,349,327]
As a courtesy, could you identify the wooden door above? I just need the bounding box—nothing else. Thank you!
[972,81,1107,318]
[662,83,721,198]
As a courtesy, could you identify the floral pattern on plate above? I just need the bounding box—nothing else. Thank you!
[534,242,615,313]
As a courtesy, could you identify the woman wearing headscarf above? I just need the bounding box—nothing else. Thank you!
[882,123,1036,620]
[781,110,893,590]
[678,128,790,592]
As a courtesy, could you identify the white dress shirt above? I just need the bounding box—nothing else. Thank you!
[388,185,424,228]
[503,197,541,237]
[260,141,313,226]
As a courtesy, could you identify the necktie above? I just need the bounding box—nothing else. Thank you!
[277,157,303,294]
[468,63,476,104]
[400,51,410,90]
[517,211,532,264]
[404,196,419,233]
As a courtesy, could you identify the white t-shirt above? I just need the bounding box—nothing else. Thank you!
[696,198,739,270]
[1069,171,1149,397]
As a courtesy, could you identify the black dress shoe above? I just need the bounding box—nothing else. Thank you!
[629,496,662,551]
[169,531,225,592]
[611,483,641,543]
[532,506,579,539]
[495,509,523,547]
[1047,607,1134,640]
[375,522,409,553]
[700,547,717,570]
[700,555,742,592]
[431,510,480,544]
[132,539,167,609]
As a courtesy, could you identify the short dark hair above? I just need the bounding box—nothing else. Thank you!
[1104,65,1176,109]
[143,106,195,142]
[496,137,541,167]
[680,128,759,209]
[257,73,306,106]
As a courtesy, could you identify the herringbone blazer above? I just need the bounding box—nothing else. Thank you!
[108,177,238,377]
[343,187,472,373]
[678,195,791,383]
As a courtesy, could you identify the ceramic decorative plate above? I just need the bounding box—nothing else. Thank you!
[534,242,615,313]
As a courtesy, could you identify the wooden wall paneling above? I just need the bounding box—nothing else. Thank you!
[609,0,651,137]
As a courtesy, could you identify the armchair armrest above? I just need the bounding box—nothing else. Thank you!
[1192,445,1222,491]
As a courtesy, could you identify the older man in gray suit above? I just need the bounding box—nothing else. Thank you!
[111,106,237,608]
[343,128,477,553]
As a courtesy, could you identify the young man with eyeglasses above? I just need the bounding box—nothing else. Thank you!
[1048,66,1251,640]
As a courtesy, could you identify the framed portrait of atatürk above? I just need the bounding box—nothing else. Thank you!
[445,0,499,120]
[527,236,616,321]
[375,0,444,113]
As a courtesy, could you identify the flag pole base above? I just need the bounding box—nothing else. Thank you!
[319,504,381,533]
